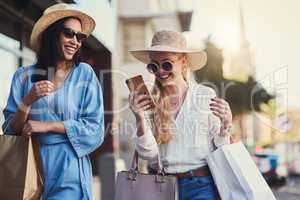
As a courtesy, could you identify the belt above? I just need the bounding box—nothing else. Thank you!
[167,166,211,179]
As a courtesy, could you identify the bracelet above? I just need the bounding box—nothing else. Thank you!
[220,123,233,137]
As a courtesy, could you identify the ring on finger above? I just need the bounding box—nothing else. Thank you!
[219,108,225,115]
[222,109,227,115]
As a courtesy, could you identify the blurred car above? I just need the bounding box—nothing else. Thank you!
[254,152,287,186]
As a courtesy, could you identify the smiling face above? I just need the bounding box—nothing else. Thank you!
[58,18,83,61]
[148,52,187,86]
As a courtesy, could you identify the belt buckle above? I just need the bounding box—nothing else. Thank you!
[187,169,194,178]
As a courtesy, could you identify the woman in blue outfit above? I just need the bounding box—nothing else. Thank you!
[2,3,104,200]
[128,31,233,200]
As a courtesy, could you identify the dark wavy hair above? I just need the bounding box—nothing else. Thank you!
[32,17,81,82]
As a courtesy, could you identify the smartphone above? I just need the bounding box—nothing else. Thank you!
[31,69,48,83]
[126,75,155,109]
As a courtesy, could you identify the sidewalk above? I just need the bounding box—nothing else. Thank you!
[92,176,101,200]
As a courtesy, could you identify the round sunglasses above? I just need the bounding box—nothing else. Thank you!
[146,61,173,74]
[62,27,87,43]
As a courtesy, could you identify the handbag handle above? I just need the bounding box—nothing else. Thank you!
[130,150,164,175]
[31,137,44,187]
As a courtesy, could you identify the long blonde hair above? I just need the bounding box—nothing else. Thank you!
[151,54,188,144]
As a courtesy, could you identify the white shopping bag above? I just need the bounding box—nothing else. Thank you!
[206,142,276,200]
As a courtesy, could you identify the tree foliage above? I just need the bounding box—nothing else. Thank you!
[194,40,274,117]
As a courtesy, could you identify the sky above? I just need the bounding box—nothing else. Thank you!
[186,0,300,110]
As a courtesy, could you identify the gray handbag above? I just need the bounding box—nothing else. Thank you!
[114,151,179,200]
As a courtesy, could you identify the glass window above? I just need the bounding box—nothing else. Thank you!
[123,21,146,63]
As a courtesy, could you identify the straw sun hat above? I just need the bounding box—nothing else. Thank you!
[30,3,96,52]
[129,30,207,70]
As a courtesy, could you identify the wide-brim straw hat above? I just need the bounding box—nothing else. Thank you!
[30,3,96,53]
[129,30,207,70]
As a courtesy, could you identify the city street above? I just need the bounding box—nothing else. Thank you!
[0,1,300,200]
[272,176,300,199]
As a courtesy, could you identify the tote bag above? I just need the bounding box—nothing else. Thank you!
[206,142,276,200]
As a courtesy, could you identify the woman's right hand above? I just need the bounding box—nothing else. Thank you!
[128,91,152,119]
[23,80,55,106]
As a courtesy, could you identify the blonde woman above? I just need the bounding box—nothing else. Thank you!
[128,31,232,200]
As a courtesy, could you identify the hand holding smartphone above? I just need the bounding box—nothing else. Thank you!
[126,75,155,110]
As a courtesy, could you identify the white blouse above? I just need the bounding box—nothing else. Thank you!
[133,83,229,173]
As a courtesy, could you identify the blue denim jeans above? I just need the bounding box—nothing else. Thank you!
[178,176,220,200]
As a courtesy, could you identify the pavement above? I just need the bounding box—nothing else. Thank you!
[92,175,300,200]
[272,176,300,200]
[92,176,101,200]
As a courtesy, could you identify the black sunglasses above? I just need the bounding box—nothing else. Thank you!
[147,61,173,74]
[62,27,87,43]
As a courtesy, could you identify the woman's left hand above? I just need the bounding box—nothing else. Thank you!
[22,120,49,136]
[209,97,232,130]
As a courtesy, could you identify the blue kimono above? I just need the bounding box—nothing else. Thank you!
[2,62,105,200]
